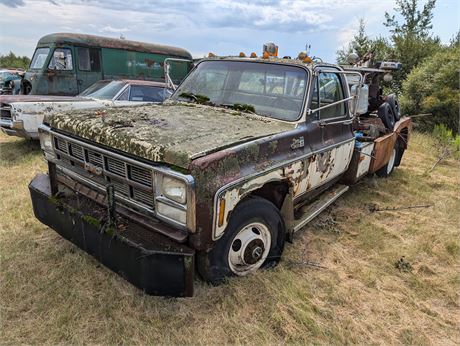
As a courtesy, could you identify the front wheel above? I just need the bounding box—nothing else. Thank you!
[197,197,285,284]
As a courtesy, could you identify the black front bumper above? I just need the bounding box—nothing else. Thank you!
[29,174,195,297]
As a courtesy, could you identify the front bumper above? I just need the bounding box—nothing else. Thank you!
[29,173,195,297]
[0,118,37,139]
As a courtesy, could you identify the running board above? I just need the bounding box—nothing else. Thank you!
[292,184,349,233]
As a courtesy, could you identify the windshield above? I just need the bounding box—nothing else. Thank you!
[79,80,127,100]
[30,47,50,69]
[172,60,308,121]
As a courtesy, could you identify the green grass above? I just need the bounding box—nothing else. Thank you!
[0,132,459,345]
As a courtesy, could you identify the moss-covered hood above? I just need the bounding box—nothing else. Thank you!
[46,102,294,169]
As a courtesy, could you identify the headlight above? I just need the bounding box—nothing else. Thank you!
[38,127,53,153]
[161,176,187,204]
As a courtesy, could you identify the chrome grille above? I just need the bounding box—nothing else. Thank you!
[0,103,12,119]
[52,134,155,210]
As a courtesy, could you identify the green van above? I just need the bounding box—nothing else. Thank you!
[22,33,192,95]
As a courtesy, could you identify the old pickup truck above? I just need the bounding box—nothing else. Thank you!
[29,47,411,296]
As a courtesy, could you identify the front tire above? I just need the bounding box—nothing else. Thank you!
[197,197,285,284]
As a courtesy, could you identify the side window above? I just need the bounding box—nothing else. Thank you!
[311,72,346,119]
[77,47,101,72]
[77,48,90,71]
[117,87,129,101]
[48,48,73,70]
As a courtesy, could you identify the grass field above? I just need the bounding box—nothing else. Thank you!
[1,131,459,345]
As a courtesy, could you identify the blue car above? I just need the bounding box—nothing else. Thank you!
[0,69,23,95]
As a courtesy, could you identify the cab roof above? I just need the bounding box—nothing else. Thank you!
[200,56,340,71]
[37,33,192,59]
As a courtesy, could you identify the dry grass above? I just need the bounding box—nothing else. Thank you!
[0,131,459,345]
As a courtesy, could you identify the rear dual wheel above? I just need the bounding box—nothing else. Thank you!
[197,197,285,284]
[376,146,397,177]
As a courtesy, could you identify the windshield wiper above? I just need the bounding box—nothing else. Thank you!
[178,92,211,105]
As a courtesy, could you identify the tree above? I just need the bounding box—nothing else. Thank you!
[0,51,30,70]
[400,44,459,133]
[336,19,391,64]
[384,0,441,89]
[384,0,436,37]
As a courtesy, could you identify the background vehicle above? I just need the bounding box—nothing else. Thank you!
[0,69,23,95]
[0,80,172,139]
[22,33,192,95]
[30,45,412,297]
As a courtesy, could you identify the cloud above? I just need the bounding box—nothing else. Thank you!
[0,0,25,7]
[99,25,130,33]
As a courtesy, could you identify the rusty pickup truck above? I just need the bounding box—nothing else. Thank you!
[29,49,411,296]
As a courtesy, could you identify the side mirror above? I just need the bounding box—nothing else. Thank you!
[164,58,192,91]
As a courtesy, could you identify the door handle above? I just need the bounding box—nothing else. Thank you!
[77,79,83,85]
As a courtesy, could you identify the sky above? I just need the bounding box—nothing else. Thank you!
[0,0,458,62]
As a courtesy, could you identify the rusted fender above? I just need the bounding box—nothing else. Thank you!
[369,117,412,173]
[394,117,412,150]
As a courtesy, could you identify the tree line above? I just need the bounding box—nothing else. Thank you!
[0,51,30,70]
[337,0,459,134]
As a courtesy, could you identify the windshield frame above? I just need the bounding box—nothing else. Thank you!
[171,59,311,123]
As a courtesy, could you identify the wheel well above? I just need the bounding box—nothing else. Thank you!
[247,180,289,210]
[398,127,409,149]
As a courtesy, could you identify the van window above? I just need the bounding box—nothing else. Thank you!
[77,47,101,72]
[30,47,50,69]
[48,48,73,70]
[311,72,346,119]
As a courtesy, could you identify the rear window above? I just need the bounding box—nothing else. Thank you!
[80,80,126,100]
[128,86,172,102]
[29,47,50,69]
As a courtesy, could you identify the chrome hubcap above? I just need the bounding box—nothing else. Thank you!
[228,222,271,276]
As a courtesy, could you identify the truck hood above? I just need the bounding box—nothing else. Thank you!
[46,102,295,168]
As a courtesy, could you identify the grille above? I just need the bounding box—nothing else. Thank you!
[53,135,155,209]
[0,103,12,119]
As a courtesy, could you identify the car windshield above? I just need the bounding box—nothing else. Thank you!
[79,80,127,100]
[172,60,308,121]
[30,47,50,69]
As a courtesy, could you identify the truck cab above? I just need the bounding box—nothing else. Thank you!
[29,49,412,296]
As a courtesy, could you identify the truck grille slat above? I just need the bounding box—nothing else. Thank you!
[107,157,126,176]
[52,135,155,210]
[88,151,103,167]
[133,188,154,205]
[69,143,84,160]
[130,166,152,187]
[56,138,69,154]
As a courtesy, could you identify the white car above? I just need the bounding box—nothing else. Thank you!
[0,79,172,139]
